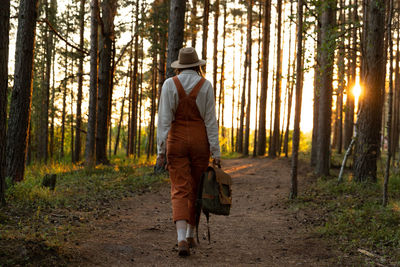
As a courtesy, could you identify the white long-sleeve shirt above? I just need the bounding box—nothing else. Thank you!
[157,69,221,158]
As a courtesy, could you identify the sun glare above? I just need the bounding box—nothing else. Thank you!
[353,76,362,103]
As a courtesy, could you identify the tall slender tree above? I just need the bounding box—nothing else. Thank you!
[353,0,386,182]
[315,0,336,176]
[166,0,186,78]
[96,0,118,164]
[201,0,210,72]
[74,0,86,162]
[269,0,283,158]
[6,0,40,181]
[212,0,219,99]
[290,0,304,199]
[257,0,272,156]
[244,0,253,156]
[0,0,10,203]
[85,0,100,167]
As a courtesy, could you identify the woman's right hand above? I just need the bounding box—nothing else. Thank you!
[213,157,221,168]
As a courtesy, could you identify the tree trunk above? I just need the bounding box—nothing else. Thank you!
[283,0,295,158]
[244,0,253,156]
[201,0,209,72]
[85,0,100,167]
[114,85,127,155]
[212,0,219,100]
[253,1,262,157]
[392,27,400,161]
[383,0,394,206]
[269,0,283,158]
[336,0,345,154]
[257,0,271,156]
[0,0,10,203]
[74,0,86,163]
[6,0,39,182]
[38,0,55,162]
[290,0,304,199]
[166,0,186,79]
[190,0,197,48]
[315,0,336,176]
[238,35,248,153]
[137,41,144,157]
[311,20,321,166]
[70,71,75,162]
[353,0,386,182]
[344,0,357,150]
[219,1,227,151]
[129,0,140,157]
[49,39,56,159]
[96,0,117,164]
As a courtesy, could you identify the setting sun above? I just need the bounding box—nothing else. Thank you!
[353,76,362,104]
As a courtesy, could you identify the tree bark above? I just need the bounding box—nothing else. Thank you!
[219,1,227,151]
[253,1,262,157]
[0,0,10,203]
[344,0,357,150]
[244,0,253,156]
[311,19,321,166]
[166,0,187,79]
[38,0,56,162]
[290,0,304,199]
[212,0,219,100]
[269,0,283,158]
[315,0,336,176]
[283,0,296,158]
[85,0,100,167]
[96,0,117,164]
[74,0,86,162]
[190,0,198,48]
[383,0,393,207]
[353,0,386,182]
[6,0,39,182]
[257,0,271,156]
[201,0,210,73]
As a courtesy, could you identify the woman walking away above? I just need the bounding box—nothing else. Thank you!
[156,47,221,257]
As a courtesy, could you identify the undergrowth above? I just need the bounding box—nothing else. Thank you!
[293,166,400,265]
[0,155,167,266]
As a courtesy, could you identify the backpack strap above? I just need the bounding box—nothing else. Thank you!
[189,77,206,99]
[172,76,187,100]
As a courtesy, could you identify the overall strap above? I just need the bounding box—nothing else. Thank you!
[172,76,186,100]
[189,77,206,99]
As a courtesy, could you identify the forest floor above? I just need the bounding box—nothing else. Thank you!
[64,157,368,266]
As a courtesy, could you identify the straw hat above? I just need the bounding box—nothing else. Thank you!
[171,47,206,69]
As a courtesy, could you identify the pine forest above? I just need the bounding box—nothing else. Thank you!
[1,0,400,265]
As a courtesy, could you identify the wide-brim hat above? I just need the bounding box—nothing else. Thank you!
[171,47,206,69]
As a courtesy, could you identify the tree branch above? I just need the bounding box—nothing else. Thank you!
[38,18,89,56]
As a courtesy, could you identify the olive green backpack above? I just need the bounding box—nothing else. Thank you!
[195,164,232,243]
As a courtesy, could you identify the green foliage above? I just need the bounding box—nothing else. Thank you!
[294,173,400,264]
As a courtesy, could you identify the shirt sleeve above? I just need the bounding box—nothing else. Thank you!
[203,81,221,158]
[157,80,174,155]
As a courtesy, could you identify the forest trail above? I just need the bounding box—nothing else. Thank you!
[69,158,348,266]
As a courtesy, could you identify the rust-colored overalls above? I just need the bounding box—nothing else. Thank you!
[167,76,210,226]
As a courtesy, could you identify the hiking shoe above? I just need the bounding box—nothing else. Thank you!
[178,241,190,257]
[187,237,197,248]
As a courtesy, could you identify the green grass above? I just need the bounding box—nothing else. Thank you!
[292,164,400,265]
[0,155,167,266]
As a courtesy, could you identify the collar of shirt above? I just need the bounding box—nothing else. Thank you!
[180,69,199,75]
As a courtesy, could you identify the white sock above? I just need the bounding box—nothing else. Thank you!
[186,224,195,239]
[176,220,187,243]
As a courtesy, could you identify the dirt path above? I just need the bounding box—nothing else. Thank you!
[70,157,349,266]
